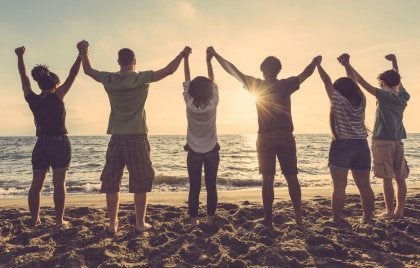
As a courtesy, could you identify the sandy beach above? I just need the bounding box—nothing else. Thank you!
[1,185,419,267]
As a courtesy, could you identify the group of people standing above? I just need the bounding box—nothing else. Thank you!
[15,41,409,233]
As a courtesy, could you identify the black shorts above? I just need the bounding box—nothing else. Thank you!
[32,135,71,171]
[329,139,371,170]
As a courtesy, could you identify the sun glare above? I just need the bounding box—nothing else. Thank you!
[228,89,258,122]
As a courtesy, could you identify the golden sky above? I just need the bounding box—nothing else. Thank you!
[1,0,419,135]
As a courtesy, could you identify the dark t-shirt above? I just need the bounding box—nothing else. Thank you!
[25,92,67,136]
[244,76,300,133]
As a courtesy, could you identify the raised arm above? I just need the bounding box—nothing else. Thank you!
[385,53,404,89]
[183,46,191,82]
[297,56,322,84]
[208,46,247,84]
[316,62,335,100]
[77,40,101,82]
[206,47,214,81]
[15,46,33,96]
[385,53,399,73]
[337,53,356,82]
[151,47,189,83]
[339,55,378,96]
[56,55,82,100]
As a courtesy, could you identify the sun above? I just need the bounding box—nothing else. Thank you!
[227,88,258,123]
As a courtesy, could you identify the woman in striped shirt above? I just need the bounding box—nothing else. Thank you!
[315,55,374,225]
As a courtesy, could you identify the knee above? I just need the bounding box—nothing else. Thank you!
[395,179,407,187]
[53,177,65,188]
[29,184,42,194]
[333,185,346,195]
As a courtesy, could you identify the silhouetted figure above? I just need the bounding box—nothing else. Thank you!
[315,55,374,224]
[183,47,220,227]
[340,53,410,219]
[15,46,81,226]
[77,40,189,233]
[208,46,321,226]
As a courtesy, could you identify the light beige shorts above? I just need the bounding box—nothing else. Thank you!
[372,139,409,180]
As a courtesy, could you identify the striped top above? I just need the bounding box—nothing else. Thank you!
[331,90,367,139]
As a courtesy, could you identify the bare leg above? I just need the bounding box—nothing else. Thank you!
[134,192,151,231]
[352,169,375,222]
[52,169,68,225]
[262,174,274,226]
[330,166,348,224]
[28,170,47,226]
[382,178,395,218]
[284,174,302,224]
[394,178,407,218]
[106,192,120,233]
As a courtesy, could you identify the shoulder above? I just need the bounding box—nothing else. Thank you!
[243,76,262,91]
[139,70,153,77]
[279,76,300,90]
[24,92,37,102]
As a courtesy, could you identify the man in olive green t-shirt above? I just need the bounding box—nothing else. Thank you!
[78,40,189,233]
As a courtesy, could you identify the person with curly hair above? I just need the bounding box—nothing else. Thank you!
[207,46,321,226]
[15,46,81,226]
[340,53,410,219]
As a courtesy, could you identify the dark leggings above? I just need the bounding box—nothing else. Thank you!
[187,147,220,217]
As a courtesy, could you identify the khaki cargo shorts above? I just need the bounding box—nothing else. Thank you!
[372,139,409,180]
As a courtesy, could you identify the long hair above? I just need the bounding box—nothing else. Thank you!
[188,76,214,108]
[330,77,365,138]
[31,65,60,91]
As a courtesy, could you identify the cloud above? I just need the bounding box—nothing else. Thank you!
[176,0,199,21]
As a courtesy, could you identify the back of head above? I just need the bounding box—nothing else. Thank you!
[118,48,135,66]
[189,76,213,108]
[260,56,282,79]
[378,69,400,87]
[31,65,60,91]
[333,77,363,106]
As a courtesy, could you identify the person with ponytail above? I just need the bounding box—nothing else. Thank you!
[15,46,81,226]
[315,55,374,225]
[182,47,220,227]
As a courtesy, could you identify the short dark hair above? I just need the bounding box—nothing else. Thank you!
[118,48,135,66]
[188,76,214,108]
[31,65,60,91]
[260,56,282,77]
[378,70,400,87]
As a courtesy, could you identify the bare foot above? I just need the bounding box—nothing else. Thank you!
[295,215,303,226]
[189,217,199,226]
[262,218,273,228]
[378,211,394,219]
[56,220,70,228]
[136,222,152,232]
[107,220,119,234]
[333,217,350,227]
[361,217,374,224]
[394,209,404,219]
[32,218,41,227]
[206,215,215,227]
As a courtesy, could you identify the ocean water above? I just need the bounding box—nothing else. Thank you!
[0,134,419,196]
